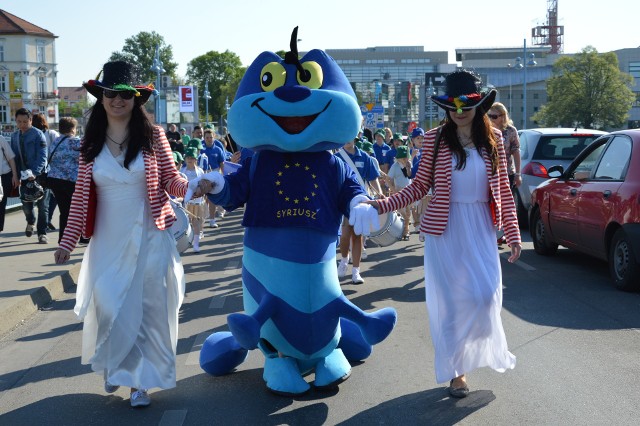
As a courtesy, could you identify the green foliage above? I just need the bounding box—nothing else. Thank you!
[58,99,91,118]
[533,46,635,129]
[186,50,244,124]
[109,31,178,83]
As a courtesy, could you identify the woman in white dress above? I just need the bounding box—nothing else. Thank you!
[54,61,207,407]
[367,70,522,398]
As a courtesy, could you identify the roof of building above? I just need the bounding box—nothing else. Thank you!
[0,9,56,37]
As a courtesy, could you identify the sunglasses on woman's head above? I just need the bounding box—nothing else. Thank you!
[103,89,136,100]
[487,113,502,120]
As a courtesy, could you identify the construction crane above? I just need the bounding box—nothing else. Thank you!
[532,0,564,53]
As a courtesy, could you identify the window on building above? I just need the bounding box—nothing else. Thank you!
[629,62,640,78]
[0,43,4,62]
[37,41,45,63]
[0,74,6,92]
[38,75,46,96]
[0,105,7,124]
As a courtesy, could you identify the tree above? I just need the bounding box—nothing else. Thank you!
[186,50,243,124]
[533,46,635,129]
[58,99,91,118]
[109,31,178,84]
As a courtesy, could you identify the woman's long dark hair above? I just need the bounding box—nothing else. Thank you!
[81,97,154,168]
[442,109,499,175]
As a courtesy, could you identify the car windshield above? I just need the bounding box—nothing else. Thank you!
[533,135,601,160]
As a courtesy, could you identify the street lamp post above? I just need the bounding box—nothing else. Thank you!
[427,78,435,130]
[514,38,537,130]
[203,81,211,125]
[150,45,165,125]
[506,63,513,113]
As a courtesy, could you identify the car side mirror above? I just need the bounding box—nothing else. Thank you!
[548,165,564,178]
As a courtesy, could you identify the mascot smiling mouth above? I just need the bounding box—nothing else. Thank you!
[252,98,332,135]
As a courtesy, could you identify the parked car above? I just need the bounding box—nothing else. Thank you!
[516,128,607,226]
[529,129,640,290]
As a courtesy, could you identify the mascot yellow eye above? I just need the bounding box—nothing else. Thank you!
[260,62,286,92]
[296,61,323,89]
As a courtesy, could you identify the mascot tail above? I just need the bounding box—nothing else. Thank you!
[200,331,249,376]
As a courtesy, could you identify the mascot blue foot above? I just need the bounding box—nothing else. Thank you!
[314,348,351,389]
[263,356,311,396]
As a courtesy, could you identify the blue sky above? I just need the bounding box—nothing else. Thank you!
[4,0,637,86]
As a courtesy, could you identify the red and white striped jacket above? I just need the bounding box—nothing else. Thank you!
[378,126,521,245]
[58,126,188,253]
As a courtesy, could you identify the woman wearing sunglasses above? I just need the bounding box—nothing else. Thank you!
[360,71,521,399]
[487,102,521,191]
[53,61,208,408]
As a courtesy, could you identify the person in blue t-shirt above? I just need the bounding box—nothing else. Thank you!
[371,129,390,174]
[384,132,404,170]
[335,138,383,285]
[408,127,429,234]
[202,129,225,228]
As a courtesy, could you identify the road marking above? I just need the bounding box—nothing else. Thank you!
[185,331,211,366]
[209,296,226,309]
[159,410,187,426]
[500,252,536,271]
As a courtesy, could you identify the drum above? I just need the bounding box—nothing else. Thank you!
[170,200,193,253]
[368,211,404,247]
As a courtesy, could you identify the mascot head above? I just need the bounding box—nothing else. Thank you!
[228,27,361,153]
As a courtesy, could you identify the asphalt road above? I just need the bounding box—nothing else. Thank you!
[1,209,640,425]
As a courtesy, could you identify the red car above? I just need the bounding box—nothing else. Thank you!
[529,129,640,290]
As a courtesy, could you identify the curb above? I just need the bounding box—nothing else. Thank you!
[0,264,81,336]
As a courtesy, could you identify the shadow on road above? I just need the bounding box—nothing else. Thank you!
[337,387,495,425]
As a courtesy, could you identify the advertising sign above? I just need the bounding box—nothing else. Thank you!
[179,86,194,113]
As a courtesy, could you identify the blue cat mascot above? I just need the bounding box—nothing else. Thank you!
[196,27,397,396]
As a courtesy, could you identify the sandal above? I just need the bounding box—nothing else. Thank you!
[401,234,410,241]
[448,379,469,398]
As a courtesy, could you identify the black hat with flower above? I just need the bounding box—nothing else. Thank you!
[431,70,496,114]
[83,61,156,104]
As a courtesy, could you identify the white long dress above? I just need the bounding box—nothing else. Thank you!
[424,148,516,384]
[74,146,185,390]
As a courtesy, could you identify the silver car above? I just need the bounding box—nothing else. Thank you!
[516,128,606,226]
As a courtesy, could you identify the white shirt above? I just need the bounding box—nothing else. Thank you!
[0,135,16,175]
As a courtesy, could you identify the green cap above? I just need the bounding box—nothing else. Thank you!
[395,145,409,159]
[184,147,199,159]
[392,132,403,142]
[361,141,374,154]
[374,129,385,138]
[172,150,183,164]
[188,138,203,150]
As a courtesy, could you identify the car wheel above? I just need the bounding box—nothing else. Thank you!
[609,228,640,292]
[531,208,558,255]
[514,190,528,229]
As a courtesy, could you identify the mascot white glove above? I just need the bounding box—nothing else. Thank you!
[348,195,380,236]
[184,171,226,205]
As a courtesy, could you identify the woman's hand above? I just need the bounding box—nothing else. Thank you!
[514,174,522,188]
[508,243,521,263]
[230,151,241,164]
[364,199,380,212]
[54,248,71,264]
[197,179,213,195]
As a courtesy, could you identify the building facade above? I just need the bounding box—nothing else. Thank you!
[0,9,58,131]
[323,46,453,134]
